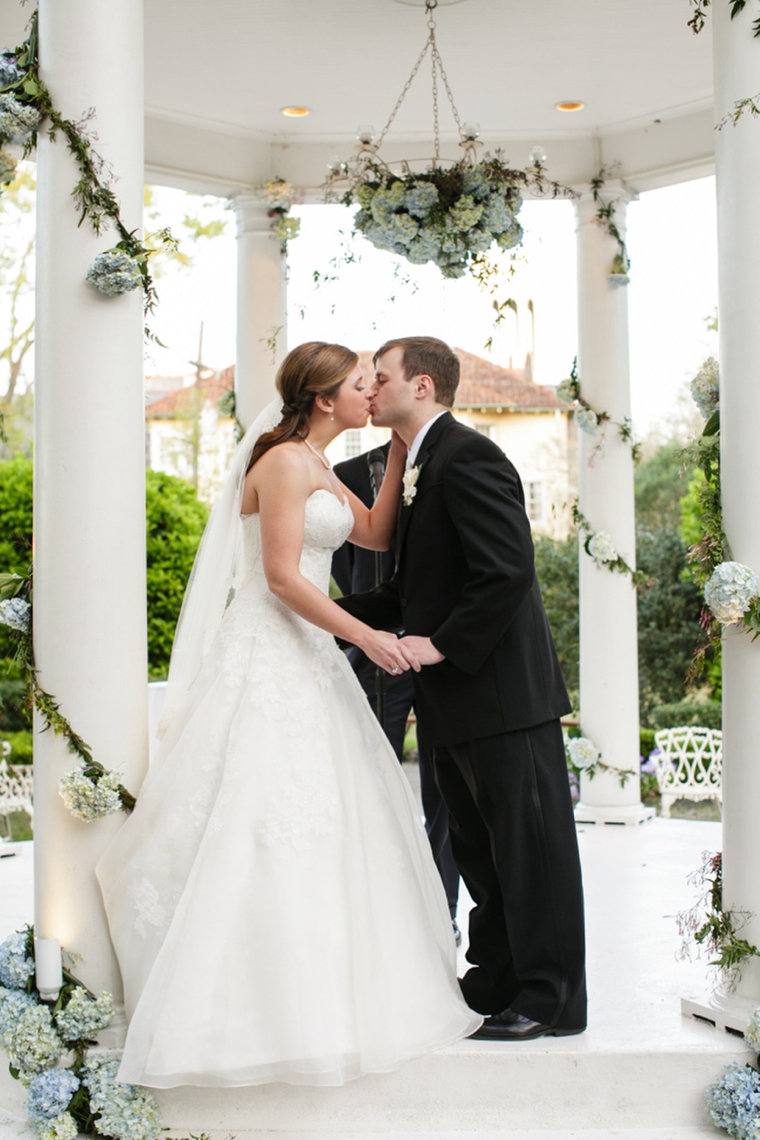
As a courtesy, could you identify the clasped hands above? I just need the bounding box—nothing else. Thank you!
[364,629,445,676]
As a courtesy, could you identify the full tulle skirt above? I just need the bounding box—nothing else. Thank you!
[97,578,480,1088]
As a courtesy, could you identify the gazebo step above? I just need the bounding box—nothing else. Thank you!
[150,1035,745,1134]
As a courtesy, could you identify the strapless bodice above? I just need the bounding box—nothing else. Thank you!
[240,488,354,595]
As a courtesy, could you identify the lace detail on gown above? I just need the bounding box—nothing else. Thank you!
[96,489,481,1088]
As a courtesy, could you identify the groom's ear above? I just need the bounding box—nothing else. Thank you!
[413,374,435,400]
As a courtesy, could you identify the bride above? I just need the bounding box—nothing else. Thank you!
[97,341,481,1089]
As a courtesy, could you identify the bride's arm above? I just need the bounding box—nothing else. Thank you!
[338,432,406,551]
[253,449,418,675]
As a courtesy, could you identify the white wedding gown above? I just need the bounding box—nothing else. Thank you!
[97,489,481,1088]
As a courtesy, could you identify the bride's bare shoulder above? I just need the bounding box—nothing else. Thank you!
[243,441,310,512]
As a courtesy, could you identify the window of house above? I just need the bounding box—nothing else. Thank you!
[526,480,543,523]
[474,423,492,438]
[344,430,362,458]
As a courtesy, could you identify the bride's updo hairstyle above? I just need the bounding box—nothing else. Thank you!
[247,341,359,470]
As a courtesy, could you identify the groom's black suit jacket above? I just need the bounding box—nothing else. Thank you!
[338,412,570,748]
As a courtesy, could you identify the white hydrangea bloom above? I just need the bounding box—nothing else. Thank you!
[704,561,758,625]
[555,377,578,403]
[744,1006,760,1053]
[83,1054,162,1140]
[54,987,114,1043]
[0,596,30,632]
[566,737,601,771]
[58,767,122,822]
[5,1004,62,1076]
[575,407,599,435]
[690,357,720,420]
[588,532,617,564]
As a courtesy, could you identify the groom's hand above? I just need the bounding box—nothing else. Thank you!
[399,636,445,666]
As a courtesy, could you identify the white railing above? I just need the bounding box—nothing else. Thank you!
[0,741,34,829]
[653,726,722,818]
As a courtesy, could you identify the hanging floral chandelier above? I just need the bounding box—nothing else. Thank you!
[324,0,573,279]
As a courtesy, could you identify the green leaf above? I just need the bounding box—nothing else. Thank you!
[702,409,720,437]
[730,0,747,16]
[753,13,760,34]
[22,77,39,97]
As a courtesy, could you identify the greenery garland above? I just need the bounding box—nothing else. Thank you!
[689,0,760,129]
[0,925,161,1140]
[0,11,175,332]
[572,503,651,588]
[677,851,760,979]
[590,165,631,285]
[565,733,636,787]
[684,360,760,681]
[688,0,760,37]
[557,358,641,464]
[0,571,135,818]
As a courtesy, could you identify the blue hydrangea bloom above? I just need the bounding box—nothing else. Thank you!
[83,1053,162,1140]
[403,182,439,218]
[27,1070,80,1122]
[85,251,142,297]
[0,986,35,1047]
[0,92,39,141]
[706,1062,760,1140]
[0,932,35,989]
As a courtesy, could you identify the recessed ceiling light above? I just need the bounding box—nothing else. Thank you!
[556,101,585,112]
[281,106,310,117]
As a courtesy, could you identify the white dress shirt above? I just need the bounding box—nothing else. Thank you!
[406,410,448,468]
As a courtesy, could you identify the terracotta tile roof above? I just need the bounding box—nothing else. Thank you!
[358,348,565,411]
[452,349,565,410]
[145,352,565,419]
[146,366,234,418]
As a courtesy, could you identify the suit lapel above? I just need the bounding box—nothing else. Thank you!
[394,412,455,563]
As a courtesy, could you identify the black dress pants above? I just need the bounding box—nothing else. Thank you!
[433,718,586,1029]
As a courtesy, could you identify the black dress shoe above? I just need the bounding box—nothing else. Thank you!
[452,919,462,947]
[468,1007,585,1041]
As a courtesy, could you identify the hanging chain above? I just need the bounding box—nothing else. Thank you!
[374,0,463,157]
[431,38,440,161]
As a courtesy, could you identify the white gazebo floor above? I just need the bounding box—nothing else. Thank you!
[0,817,748,1139]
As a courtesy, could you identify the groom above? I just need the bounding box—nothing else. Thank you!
[337,336,586,1040]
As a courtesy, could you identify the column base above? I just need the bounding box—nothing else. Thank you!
[574,801,655,826]
[682,988,758,1037]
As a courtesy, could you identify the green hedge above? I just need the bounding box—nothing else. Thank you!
[650,700,721,731]
[0,460,209,730]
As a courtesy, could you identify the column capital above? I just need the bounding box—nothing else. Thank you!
[573,179,638,226]
[229,193,278,240]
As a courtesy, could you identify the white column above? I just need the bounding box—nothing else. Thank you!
[706,0,760,1024]
[34,0,147,1002]
[232,195,288,430]
[573,186,653,826]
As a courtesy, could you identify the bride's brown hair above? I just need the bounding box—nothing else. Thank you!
[246,341,359,470]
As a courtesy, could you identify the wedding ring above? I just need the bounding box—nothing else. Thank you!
[391,665,400,674]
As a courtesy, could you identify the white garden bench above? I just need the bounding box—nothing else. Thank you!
[0,742,34,833]
[653,726,722,818]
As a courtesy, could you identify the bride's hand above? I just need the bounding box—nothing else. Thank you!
[389,430,407,464]
[360,629,421,675]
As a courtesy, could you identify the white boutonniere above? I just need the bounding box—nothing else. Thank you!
[402,465,421,507]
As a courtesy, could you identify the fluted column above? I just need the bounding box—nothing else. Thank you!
[231,195,288,429]
[573,186,653,826]
[705,0,760,1025]
[33,0,147,1002]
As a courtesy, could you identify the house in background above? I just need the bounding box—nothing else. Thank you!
[145,366,236,504]
[326,350,576,539]
[145,351,576,535]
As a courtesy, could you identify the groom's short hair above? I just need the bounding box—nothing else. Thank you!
[373,337,460,407]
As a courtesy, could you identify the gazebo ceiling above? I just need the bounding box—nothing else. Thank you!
[0,0,717,194]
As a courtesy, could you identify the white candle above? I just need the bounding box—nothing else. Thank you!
[35,938,62,1001]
